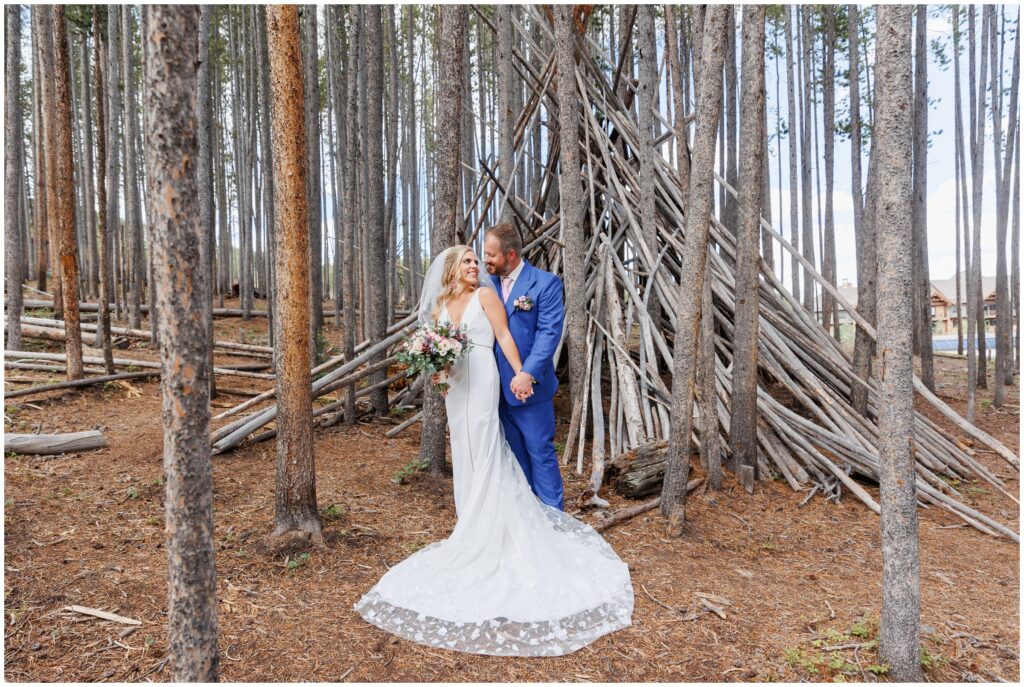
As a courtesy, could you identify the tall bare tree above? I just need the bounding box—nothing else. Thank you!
[554,5,587,413]
[143,6,220,679]
[302,5,324,360]
[94,7,114,374]
[52,6,83,380]
[850,4,876,416]
[912,5,934,390]
[6,5,25,351]
[729,5,766,474]
[992,16,1019,404]
[496,5,514,225]
[365,6,389,416]
[822,7,838,340]
[122,7,143,329]
[197,6,217,398]
[966,7,988,421]
[784,6,800,300]
[266,4,323,545]
[873,7,922,681]
[420,4,465,477]
[31,7,49,295]
[661,5,729,535]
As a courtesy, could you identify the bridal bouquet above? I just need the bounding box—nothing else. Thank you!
[397,323,472,393]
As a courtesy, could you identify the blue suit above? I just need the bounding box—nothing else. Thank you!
[492,260,565,510]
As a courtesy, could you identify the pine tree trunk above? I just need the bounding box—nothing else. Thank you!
[143,7,220,679]
[660,5,729,536]
[554,4,588,415]
[94,7,115,374]
[31,7,49,295]
[343,8,362,426]
[799,8,815,315]
[40,6,64,321]
[992,18,1019,403]
[257,8,276,350]
[729,6,766,474]
[664,5,690,208]
[637,5,662,330]
[122,8,143,330]
[420,4,465,478]
[966,8,988,420]
[6,5,25,351]
[953,7,966,357]
[266,4,323,545]
[302,5,323,361]
[364,6,389,416]
[79,33,99,301]
[912,6,934,391]
[784,7,800,301]
[822,8,839,341]
[496,5,514,225]
[105,6,123,324]
[198,6,217,398]
[52,7,84,381]
[849,4,875,415]
[872,8,922,680]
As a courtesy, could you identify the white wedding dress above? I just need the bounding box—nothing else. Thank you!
[355,288,633,656]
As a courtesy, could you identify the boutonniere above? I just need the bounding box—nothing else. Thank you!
[513,295,534,311]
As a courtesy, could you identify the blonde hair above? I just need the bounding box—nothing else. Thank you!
[432,245,475,322]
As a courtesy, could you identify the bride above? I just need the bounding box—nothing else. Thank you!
[355,245,633,657]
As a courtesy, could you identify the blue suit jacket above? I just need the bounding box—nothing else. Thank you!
[492,260,565,407]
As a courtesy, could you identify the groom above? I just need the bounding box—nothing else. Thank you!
[483,224,565,511]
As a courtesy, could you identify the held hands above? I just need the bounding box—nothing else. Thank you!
[510,370,534,402]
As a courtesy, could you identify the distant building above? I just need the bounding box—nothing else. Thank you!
[825,272,1002,341]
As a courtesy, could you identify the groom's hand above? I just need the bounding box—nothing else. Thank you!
[511,371,534,401]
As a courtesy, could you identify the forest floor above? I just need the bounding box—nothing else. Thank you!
[4,300,1019,682]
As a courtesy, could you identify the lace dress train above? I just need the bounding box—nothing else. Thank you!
[355,289,633,656]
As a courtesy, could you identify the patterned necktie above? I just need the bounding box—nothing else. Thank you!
[501,276,513,303]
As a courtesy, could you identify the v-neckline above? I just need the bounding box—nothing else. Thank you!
[444,290,477,330]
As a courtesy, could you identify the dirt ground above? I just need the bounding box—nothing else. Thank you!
[4,303,1019,682]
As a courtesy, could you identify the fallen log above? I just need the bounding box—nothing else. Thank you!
[5,431,107,455]
[16,323,129,349]
[17,316,273,357]
[3,371,160,399]
[594,478,703,532]
[5,350,274,380]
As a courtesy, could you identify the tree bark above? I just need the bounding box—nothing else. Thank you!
[364,6,389,416]
[554,6,588,414]
[302,5,323,361]
[912,6,934,391]
[496,5,514,225]
[343,8,362,426]
[664,6,690,207]
[729,6,766,474]
[39,5,63,320]
[94,7,115,374]
[953,6,966,358]
[992,17,1019,403]
[850,4,876,416]
[872,7,922,680]
[822,7,838,341]
[419,4,465,478]
[6,5,25,351]
[197,7,217,398]
[122,7,143,330]
[266,4,323,545]
[636,5,662,331]
[143,6,220,680]
[784,6,800,301]
[799,7,815,315]
[31,7,49,295]
[966,8,988,421]
[52,6,84,381]
[660,5,729,536]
